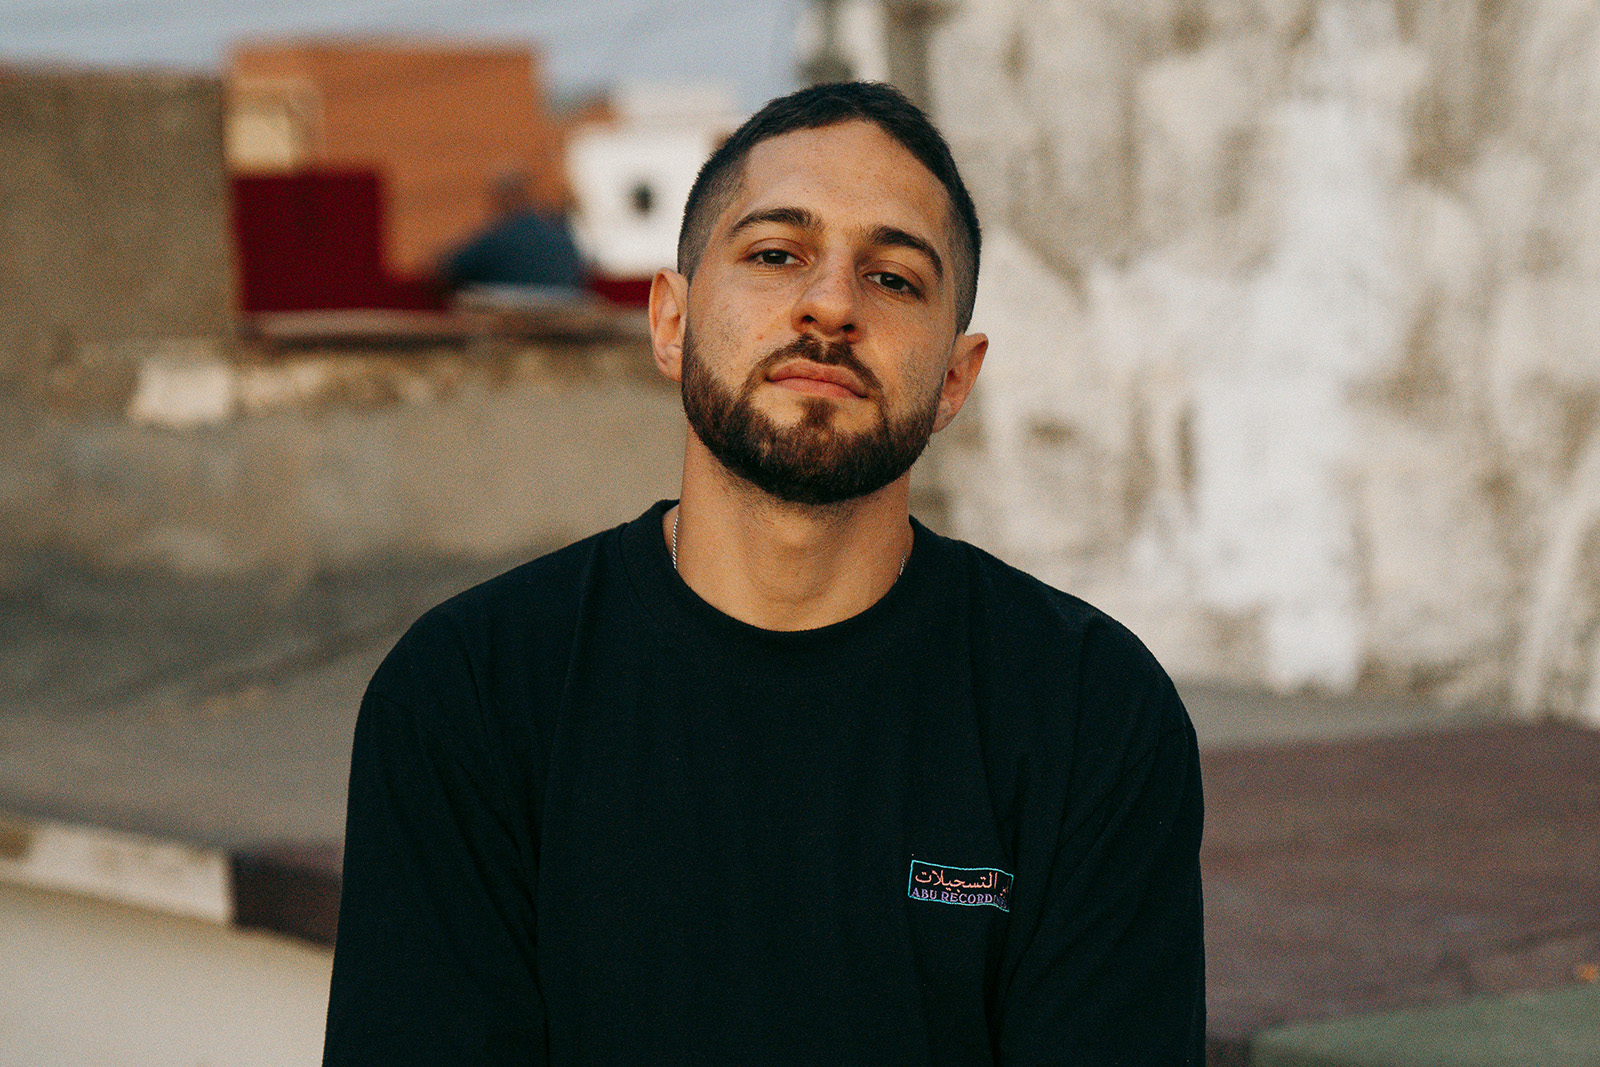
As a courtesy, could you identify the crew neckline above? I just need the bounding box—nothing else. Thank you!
[619,499,937,649]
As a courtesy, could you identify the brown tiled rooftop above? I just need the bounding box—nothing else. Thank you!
[1202,722,1600,1060]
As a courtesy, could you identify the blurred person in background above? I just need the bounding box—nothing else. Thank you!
[325,81,1204,1066]
[437,170,586,294]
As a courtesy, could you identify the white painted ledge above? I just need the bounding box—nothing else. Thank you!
[0,811,232,925]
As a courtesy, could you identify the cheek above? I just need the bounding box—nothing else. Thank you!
[685,306,736,369]
[899,345,953,399]
[691,297,779,367]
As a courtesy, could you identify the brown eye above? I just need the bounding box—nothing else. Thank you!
[756,249,795,265]
[870,271,918,296]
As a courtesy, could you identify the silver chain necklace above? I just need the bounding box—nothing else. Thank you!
[671,510,906,576]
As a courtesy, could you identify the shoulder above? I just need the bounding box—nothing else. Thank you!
[943,537,1172,690]
[366,526,613,710]
[934,534,1192,756]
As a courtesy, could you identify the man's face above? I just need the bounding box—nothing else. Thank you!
[652,119,985,506]
[679,325,942,505]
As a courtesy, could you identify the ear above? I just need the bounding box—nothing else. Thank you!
[648,269,690,382]
[932,331,987,432]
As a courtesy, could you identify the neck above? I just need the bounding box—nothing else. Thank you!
[668,437,914,631]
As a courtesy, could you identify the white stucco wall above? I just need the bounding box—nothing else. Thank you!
[568,126,722,277]
[567,83,740,278]
[919,0,1600,721]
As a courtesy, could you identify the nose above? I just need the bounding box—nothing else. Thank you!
[791,255,858,340]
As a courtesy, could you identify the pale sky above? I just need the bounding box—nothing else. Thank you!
[0,0,804,111]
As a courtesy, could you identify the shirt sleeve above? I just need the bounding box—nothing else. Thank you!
[995,679,1207,1066]
[323,680,546,1066]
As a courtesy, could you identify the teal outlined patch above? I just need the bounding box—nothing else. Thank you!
[907,860,1012,912]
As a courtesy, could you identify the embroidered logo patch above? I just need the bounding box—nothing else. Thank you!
[907,860,1012,912]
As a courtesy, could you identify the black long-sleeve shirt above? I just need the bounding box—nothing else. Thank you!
[325,501,1205,1065]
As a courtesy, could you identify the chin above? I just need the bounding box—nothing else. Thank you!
[771,393,878,427]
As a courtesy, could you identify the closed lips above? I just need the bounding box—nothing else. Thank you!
[767,361,868,397]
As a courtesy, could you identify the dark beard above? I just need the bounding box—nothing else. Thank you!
[681,329,941,506]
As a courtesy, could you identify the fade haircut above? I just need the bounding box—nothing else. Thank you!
[676,81,983,332]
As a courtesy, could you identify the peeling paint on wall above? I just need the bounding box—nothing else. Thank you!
[925,0,1600,720]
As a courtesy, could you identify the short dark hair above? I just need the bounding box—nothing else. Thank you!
[677,81,982,332]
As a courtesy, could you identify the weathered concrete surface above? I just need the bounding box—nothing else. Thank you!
[1251,982,1600,1067]
[0,66,232,398]
[1203,723,1600,1054]
[1180,679,1483,749]
[0,550,513,848]
[0,346,688,574]
[923,0,1600,724]
[0,881,330,1067]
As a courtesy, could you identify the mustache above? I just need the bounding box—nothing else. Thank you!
[746,335,884,400]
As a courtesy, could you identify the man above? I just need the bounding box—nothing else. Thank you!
[438,170,586,293]
[325,82,1205,1065]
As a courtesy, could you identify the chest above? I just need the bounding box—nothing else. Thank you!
[542,634,1010,873]
[530,639,1015,1056]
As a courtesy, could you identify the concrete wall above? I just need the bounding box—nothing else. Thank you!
[0,346,687,575]
[0,67,233,399]
[916,0,1600,723]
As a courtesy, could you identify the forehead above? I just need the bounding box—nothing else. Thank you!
[720,120,955,246]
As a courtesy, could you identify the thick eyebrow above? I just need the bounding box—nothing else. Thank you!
[865,224,944,282]
[727,207,945,282]
[727,206,821,238]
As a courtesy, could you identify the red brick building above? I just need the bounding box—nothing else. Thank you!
[228,40,571,274]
